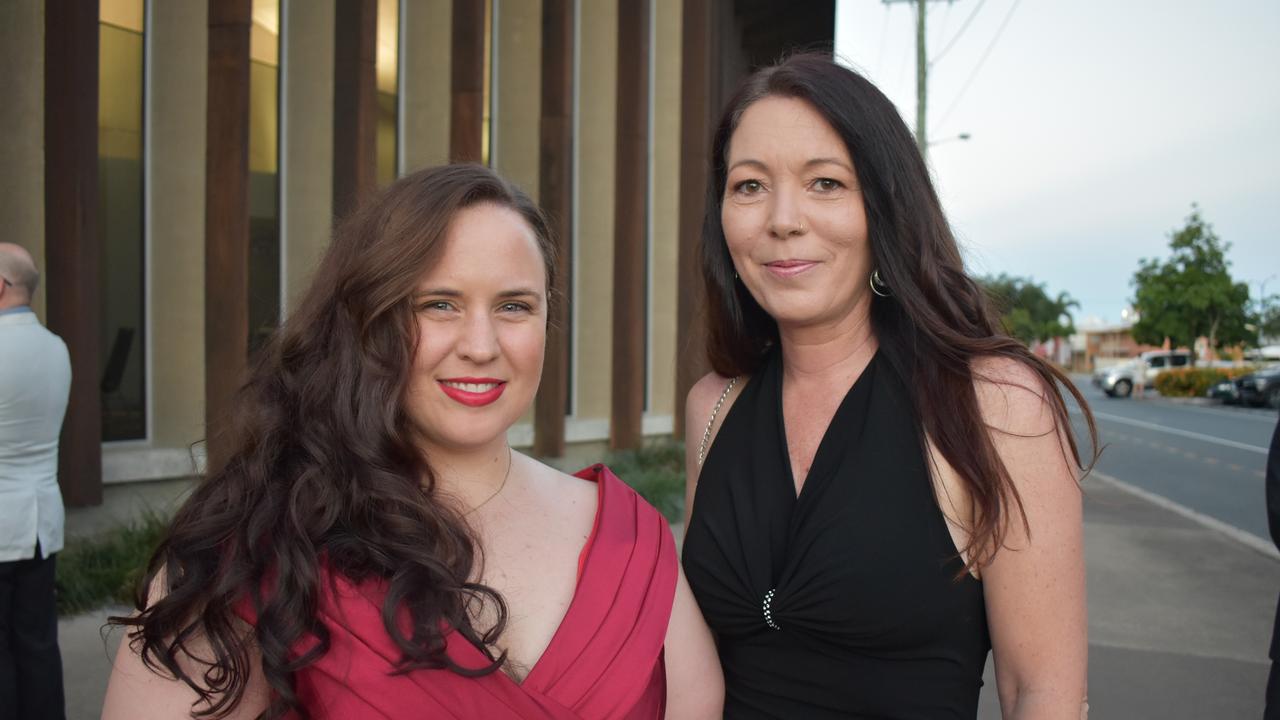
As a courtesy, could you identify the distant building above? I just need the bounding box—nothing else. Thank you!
[1073,324,1163,371]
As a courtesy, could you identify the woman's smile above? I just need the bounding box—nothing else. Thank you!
[763,259,819,278]
[438,377,507,407]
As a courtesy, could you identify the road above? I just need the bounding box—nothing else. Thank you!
[1068,374,1278,545]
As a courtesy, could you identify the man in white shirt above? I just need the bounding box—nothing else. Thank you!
[0,243,71,719]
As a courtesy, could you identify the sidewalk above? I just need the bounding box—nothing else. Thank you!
[59,470,1277,719]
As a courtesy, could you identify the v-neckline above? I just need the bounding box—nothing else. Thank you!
[775,349,878,501]
[456,466,607,690]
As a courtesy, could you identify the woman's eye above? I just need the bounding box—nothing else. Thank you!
[732,179,764,195]
[420,300,455,312]
[813,178,843,192]
[499,302,532,314]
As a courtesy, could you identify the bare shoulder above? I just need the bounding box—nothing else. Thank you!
[687,371,739,423]
[522,454,598,507]
[970,355,1058,438]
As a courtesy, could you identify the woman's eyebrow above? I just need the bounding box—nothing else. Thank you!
[497,288,542,299]
[804,157,854,173]
[727,158,768,173]
[415,288,462,298]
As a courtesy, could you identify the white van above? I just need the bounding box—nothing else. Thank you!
[1091,350,1192,398]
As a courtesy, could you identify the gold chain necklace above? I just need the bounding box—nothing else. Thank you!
[465,446,513,515]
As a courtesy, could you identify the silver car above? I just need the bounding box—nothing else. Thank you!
[1092,350,1192,398]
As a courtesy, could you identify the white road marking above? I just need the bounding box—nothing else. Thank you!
[1075,409,1269,455]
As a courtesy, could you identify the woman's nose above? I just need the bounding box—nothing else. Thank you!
[457,314,500,364]
[767,187,807,239]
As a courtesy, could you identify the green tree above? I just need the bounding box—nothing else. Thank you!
[1130,205,1251,364]
[1254,293,1280,344]
[980,273,1079,344]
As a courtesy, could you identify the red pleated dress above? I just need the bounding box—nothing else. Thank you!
[250,464,678,719]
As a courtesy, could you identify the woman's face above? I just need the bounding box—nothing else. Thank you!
[404,202,548,453]
[721,95,872,330]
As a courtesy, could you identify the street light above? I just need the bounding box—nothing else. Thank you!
[928,132,971,147]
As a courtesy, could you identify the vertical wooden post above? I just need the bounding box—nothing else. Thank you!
[333,0,378,219]
[673,0,715,438]
[44,0,102,507]
[610,0,650,451]
[533,0,574,458]
[450,0,486,163]
[205,0,252,472]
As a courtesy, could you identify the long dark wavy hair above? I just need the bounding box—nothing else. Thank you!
[110,164,557,719]
[701,53,1097,574]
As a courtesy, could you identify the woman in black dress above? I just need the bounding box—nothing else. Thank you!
[681,54,1096,718]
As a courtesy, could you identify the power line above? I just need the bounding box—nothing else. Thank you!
[930,0,987,66]
[934,1,955,57]
[934,0,1022,133]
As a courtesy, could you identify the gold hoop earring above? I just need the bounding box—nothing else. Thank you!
[869,269,891,298]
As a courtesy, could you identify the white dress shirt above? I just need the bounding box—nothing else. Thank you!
[0,308,72,561]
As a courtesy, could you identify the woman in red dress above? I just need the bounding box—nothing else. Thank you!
[102,165,722,719]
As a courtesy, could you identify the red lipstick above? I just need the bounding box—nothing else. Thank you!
[438,377,507,407]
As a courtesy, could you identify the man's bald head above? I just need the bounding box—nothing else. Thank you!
[0,243,39,307]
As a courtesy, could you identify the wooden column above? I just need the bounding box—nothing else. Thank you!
[450,0,486,163]
[610,0,650,451]
[333,0,378,219]
[673,0,716,438]
[205,0,252,473]
[44,0,102,507]
[533,0,574,458]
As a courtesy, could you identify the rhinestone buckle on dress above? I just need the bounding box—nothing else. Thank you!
[762,588,781,630]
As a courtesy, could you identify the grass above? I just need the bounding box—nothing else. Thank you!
[604,440,687,524]
[55,509,169,616]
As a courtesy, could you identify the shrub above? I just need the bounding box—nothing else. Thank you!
[55,509,169,616]
[1154,366,1257,397]
[606,441,686,524]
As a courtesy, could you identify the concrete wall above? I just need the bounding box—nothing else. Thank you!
[281,0,335,310]
[492,0,541,198]
[0,1,46,318]
[400,0,451,172]
[648,0,681,419]
[146,0,208,453]
[574,0,618,422]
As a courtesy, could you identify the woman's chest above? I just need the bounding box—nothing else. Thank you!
[470,514,591,680]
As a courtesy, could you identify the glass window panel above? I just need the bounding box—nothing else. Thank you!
[249,0,281,355]
[98,2,146,441]
[376,0,399,186]
[482,0,492,166]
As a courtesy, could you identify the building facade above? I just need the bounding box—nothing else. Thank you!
[0,0,834,505]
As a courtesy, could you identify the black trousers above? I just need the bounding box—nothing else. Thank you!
[1269,592,1280,720]
[0,546,65,720]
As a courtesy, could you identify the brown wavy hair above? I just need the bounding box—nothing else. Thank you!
[110,164,557,719]
[701,53,1097,574]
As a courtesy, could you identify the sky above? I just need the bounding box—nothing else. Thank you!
[834,0,1280,329]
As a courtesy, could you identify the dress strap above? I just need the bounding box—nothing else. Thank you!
[697,376,739,468]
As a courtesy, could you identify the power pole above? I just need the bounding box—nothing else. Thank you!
[883,0,953,157]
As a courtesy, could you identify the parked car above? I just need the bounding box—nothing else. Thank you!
[1092,350,1192,398]
[1234,364,1280,408]
[1206,378,1240,404]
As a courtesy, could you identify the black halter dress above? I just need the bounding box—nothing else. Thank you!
[682,348,991,718]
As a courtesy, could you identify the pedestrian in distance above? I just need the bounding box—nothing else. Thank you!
[0,242,72,720]
[681,53,1098,718]
[102,165,723,719]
